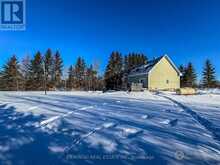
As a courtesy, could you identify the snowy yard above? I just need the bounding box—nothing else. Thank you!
[0,91,220,165]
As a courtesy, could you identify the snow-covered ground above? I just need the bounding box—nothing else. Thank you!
[0,91,219,165]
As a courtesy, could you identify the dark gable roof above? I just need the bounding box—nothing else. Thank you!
[128,55,181,77]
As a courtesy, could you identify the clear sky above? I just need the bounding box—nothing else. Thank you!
[0,0,220,79]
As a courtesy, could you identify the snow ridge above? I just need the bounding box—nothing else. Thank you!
[39,106,95,127]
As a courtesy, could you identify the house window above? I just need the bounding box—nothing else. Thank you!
[166,80,169,84]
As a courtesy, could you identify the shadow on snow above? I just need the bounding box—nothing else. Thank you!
[0,93,219,165]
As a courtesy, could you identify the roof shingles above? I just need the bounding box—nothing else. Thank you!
[128,56,163,77]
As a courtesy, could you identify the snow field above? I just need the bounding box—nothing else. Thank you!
[0,91,219,164]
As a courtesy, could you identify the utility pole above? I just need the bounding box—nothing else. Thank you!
[43,62,47,95]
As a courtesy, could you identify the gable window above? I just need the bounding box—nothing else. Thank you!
[166,80,169,84]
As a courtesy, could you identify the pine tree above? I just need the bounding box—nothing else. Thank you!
[67,65,74,90]
[26,52,44,90]
[126,53,147,72]
[124,55,129,72]
[44,49,54,89]
[104,51,123,90]
[75,57,86,90]
[185,62,197,87]
[0,70,3,90]
[202,60,217,88]
[54,51,63,88]
[0,55,23,91]
[179,63,197,88]
[179,65,186,87]
[122,55,129,90]
[141,54,148,65]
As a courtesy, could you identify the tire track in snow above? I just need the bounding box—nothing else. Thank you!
[157,93,220,142]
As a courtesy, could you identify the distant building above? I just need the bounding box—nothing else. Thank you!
[128,55,181,90]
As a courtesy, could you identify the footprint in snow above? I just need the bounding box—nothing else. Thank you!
[170,119,178,127]
[165,109,172,113]
[160,119,170,125]
[103,122,117,129]
[160,119,178,127]
[141,115,149,119]
[177,109,184,113]
[166,108,183,113]
[142,114,153,119]
[121,127,143,138]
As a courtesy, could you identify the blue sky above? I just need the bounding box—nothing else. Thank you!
[0,0,220,79]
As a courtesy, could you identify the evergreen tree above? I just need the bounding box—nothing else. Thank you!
[179,65,186,87]
[127,53,147,72]
[26,52,44,90]
[85,65,97,91]
[0,70,3,90]
[141,54,148,65]
[216,81,220,88]
[104,51,123,90]
[185,62,197,87]
[44,49,54,89]
[54,51,63,88]
[0,55,23,91]
[67,65,74,89]
[202,60,217,88]
[75,57,86,89]
[122,55,129,90]
[179,65,184,74]
[124,55,129,73]
[96,76,104,90]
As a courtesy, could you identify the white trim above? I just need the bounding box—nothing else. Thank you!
[164,55,182,76]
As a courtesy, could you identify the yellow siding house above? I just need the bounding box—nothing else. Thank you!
[128,55,181,90]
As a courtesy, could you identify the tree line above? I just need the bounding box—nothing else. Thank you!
[179,60,217,88]
[0,49,102,91]
[0,50,218,91]
[67,57,103,91]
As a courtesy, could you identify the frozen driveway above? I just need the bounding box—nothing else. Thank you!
[0,91,219,165]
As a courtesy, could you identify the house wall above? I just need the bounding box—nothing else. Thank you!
[148,57,180,90]
[128,74,148,88]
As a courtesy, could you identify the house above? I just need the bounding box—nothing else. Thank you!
[128,55,181,90]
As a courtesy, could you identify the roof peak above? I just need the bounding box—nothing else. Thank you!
[128,54,181,76]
